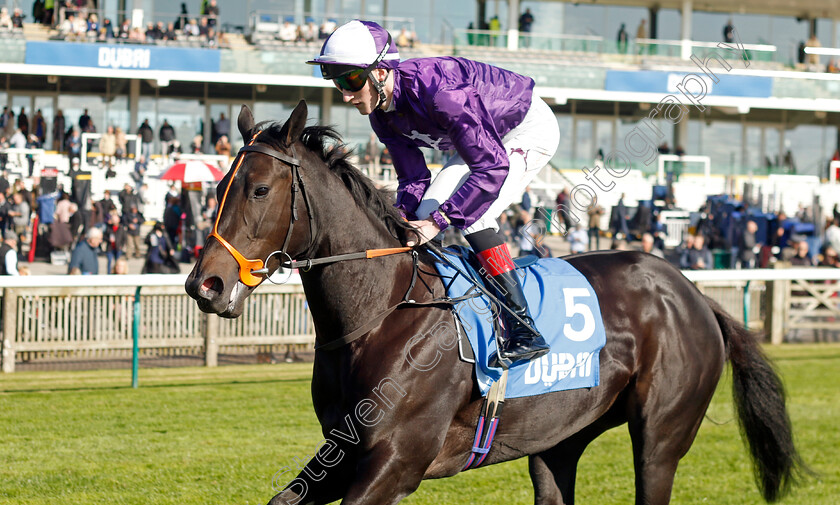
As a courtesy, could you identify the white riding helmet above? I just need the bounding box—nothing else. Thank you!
[307,20,400,73]
[307,20,400,109]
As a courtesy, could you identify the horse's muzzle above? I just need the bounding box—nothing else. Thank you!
[185,270,233,314]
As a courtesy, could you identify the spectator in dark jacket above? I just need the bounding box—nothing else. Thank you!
[52,110,66,152]
[95,189,117,226]
[159,119,175,159]
[68,227,102,274]
[121,203,144,258]
[78,108,92,132]
[118,183,141,212]
[137,119,153,159]
[103,211,127,274]
[680,233,713,270]
[0,192,10,233]
[162,194,181,249]
[789,240,814,266]
[142,222,179,274]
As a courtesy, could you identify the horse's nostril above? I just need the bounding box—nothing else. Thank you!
[200,277,223,297]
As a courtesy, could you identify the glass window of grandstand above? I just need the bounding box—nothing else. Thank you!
[699,120,742,175]
[105,80,132,133]
[572,118,593,169]
[103,96,130,135]
[253,102,297,128]
[744,125,763,174]
[762,127,782,173]
[207,102,239,154]
[569,117,616,167]
[785,124,838,178]
[743,125,788,175]
[616,116,671,174]
[552,115,573,168]
[332,103,380,157]
[58,95,107,138]
[684,120,703,160]
[596,119,615,161]
[7,95,54,142]
[157,98,202,161]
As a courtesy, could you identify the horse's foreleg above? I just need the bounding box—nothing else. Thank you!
[266,444,356,505]
[338,442,432,505]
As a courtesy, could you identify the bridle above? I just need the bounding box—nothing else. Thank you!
[208,132,317,287]
[208,132,410,288]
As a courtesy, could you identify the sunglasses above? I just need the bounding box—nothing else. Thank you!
[332,68,369,92]
[319,33,393,93]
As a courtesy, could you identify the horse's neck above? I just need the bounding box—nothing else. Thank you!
[300,200,412,343]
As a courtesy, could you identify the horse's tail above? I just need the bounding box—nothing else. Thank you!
[706,296,805,502]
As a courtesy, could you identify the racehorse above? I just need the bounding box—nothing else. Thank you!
[186,102,803,505]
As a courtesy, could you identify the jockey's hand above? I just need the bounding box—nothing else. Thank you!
[406,218,441,247]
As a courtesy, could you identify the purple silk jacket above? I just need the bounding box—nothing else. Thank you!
[369,57,534,230]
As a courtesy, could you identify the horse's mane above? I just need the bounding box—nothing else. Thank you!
[254,121,417,244]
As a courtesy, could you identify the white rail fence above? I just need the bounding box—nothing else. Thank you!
[2,268,839,373]
[683,268,840,344]
[0,275,311,373]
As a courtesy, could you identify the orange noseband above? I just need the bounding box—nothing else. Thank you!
[208,133,303,287]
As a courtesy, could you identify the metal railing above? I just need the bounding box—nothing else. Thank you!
[249,11,415,36]
[454,29,605,54]
[451,29,779,64]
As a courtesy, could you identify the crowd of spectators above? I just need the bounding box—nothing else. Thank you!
[0,7,25,31]
[664,201,840,271]
[20,0,230,48]
[506,184,840,274]
[255,16,417,49]
[0,104,233,275]
[0,161,223,276]
[2,106,239,175]
[274,16,327,44]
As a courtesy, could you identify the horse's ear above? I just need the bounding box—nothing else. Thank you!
[237,105,255,139]
[280,100,308,145]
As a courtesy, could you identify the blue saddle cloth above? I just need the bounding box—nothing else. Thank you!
[433,247,606,399]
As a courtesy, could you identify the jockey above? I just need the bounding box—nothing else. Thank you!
[308,20,560,365]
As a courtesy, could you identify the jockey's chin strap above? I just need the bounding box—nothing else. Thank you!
[208,132,412,287]
[371,71,389,111]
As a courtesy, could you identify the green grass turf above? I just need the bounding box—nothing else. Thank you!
[0,344,838,504]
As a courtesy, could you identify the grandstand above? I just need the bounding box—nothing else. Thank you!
[0,0,838,227]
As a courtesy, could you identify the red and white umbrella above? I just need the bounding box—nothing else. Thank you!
[159,160,226,183]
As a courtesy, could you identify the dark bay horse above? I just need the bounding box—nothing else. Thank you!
[185,102,803,505]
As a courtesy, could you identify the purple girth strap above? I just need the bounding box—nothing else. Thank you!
[463,369,508,470]
[463,415,500,470]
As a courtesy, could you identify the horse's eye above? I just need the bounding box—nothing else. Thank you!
[254,186,270,198]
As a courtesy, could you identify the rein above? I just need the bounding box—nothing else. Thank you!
[208,133,411,287]
[314,249,481,352]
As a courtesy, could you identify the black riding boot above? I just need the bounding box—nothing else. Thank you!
[466,229,550,365]
[489,269,550,363]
